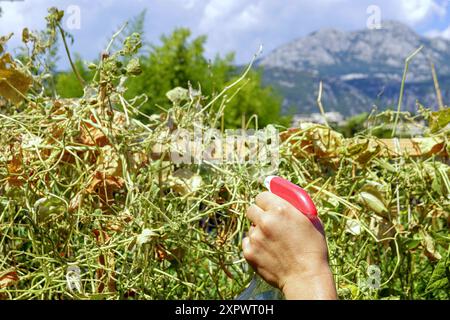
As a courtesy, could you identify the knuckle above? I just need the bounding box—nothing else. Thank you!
[258,215,270,231]
[250,229,263,244]
[255,191,271,204]
[262,191,273,198]
[245,204,253,215]
[248,225,255,236]
[248,204,259,215]
[258,216,274,237]
[271,203,288,214]
[243,246,255,262]
[257,191,271,200]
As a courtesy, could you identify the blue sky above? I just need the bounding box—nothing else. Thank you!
[1,0,449,70]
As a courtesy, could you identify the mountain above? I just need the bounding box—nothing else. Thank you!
[257,21,450,116]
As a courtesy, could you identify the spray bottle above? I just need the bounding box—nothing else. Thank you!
[236,175,318,300]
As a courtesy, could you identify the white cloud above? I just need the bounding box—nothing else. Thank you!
[425,25,450,39]
[0,0,144,67]
[0,2,46,43]
[400,0,447,24]
[193,0,450,63]
[182,0,199,10]
[199,0,242,31]
[196,0,266,61]
[1,0,449,67]
[234,4,262,29]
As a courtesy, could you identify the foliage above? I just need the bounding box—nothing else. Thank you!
[107,10,147,55]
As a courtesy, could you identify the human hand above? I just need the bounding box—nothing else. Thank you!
[242,191,337,299]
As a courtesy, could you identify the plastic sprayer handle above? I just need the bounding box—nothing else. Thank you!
[264,176,317,218]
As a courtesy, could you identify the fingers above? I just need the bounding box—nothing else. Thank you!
[242,235,260,269]
[248,224,256,237]
[255,191,289,212]
[242,236,250,253]
[246,204,265,225]
[242,236,254,265]
[255,192,309,225]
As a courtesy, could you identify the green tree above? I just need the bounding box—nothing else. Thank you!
[55,24,286,127]
[125,28,230,111]
[55,57,92,98]
[221,68,286,128]
[125,28,285,127]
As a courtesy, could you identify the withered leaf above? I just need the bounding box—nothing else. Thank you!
[97,145,122,177]
[0,33,13,54]
[87,173,125,206]
[0,53,32,103]
[0,268,19,289]
[137,228,157,245]
[79,120,109,147]
[281,123,343,159]
[126,58,142,76]
[22,28,30,43]
[411,137,445,156]
[7,147,25,187]
[92,229,111,244]
[346,138,382,165]
[168,168,203,195]
[68,192,84,213]
[420,230,442,262]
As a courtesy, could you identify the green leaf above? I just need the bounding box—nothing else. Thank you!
[358,182,389,216]
[425,252,449,293]
[126,58,142,76]
[429,108,450,133]
[405,239,421,250]
[121,32,142,56]
[166,87,189,105]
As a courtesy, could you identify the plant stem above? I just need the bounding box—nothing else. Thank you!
[430,60,444,110]
[317,81,329,127]
[391,46,423,137]
[57,23,85,88]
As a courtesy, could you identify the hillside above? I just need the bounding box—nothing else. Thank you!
[257,21,450,116]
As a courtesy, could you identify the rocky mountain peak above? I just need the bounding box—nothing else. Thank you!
[257,21,450,117]
[258,21,450,80]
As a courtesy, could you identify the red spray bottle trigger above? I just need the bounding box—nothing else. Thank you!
[264,176,317,218]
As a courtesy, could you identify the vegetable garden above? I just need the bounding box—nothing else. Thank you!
[0,8,449,300]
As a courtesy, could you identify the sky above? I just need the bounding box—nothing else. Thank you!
[0,0,450,70]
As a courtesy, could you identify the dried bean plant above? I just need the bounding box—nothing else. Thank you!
[0,8,449,299]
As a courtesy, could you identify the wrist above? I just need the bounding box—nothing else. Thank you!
[281,265,337,300]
